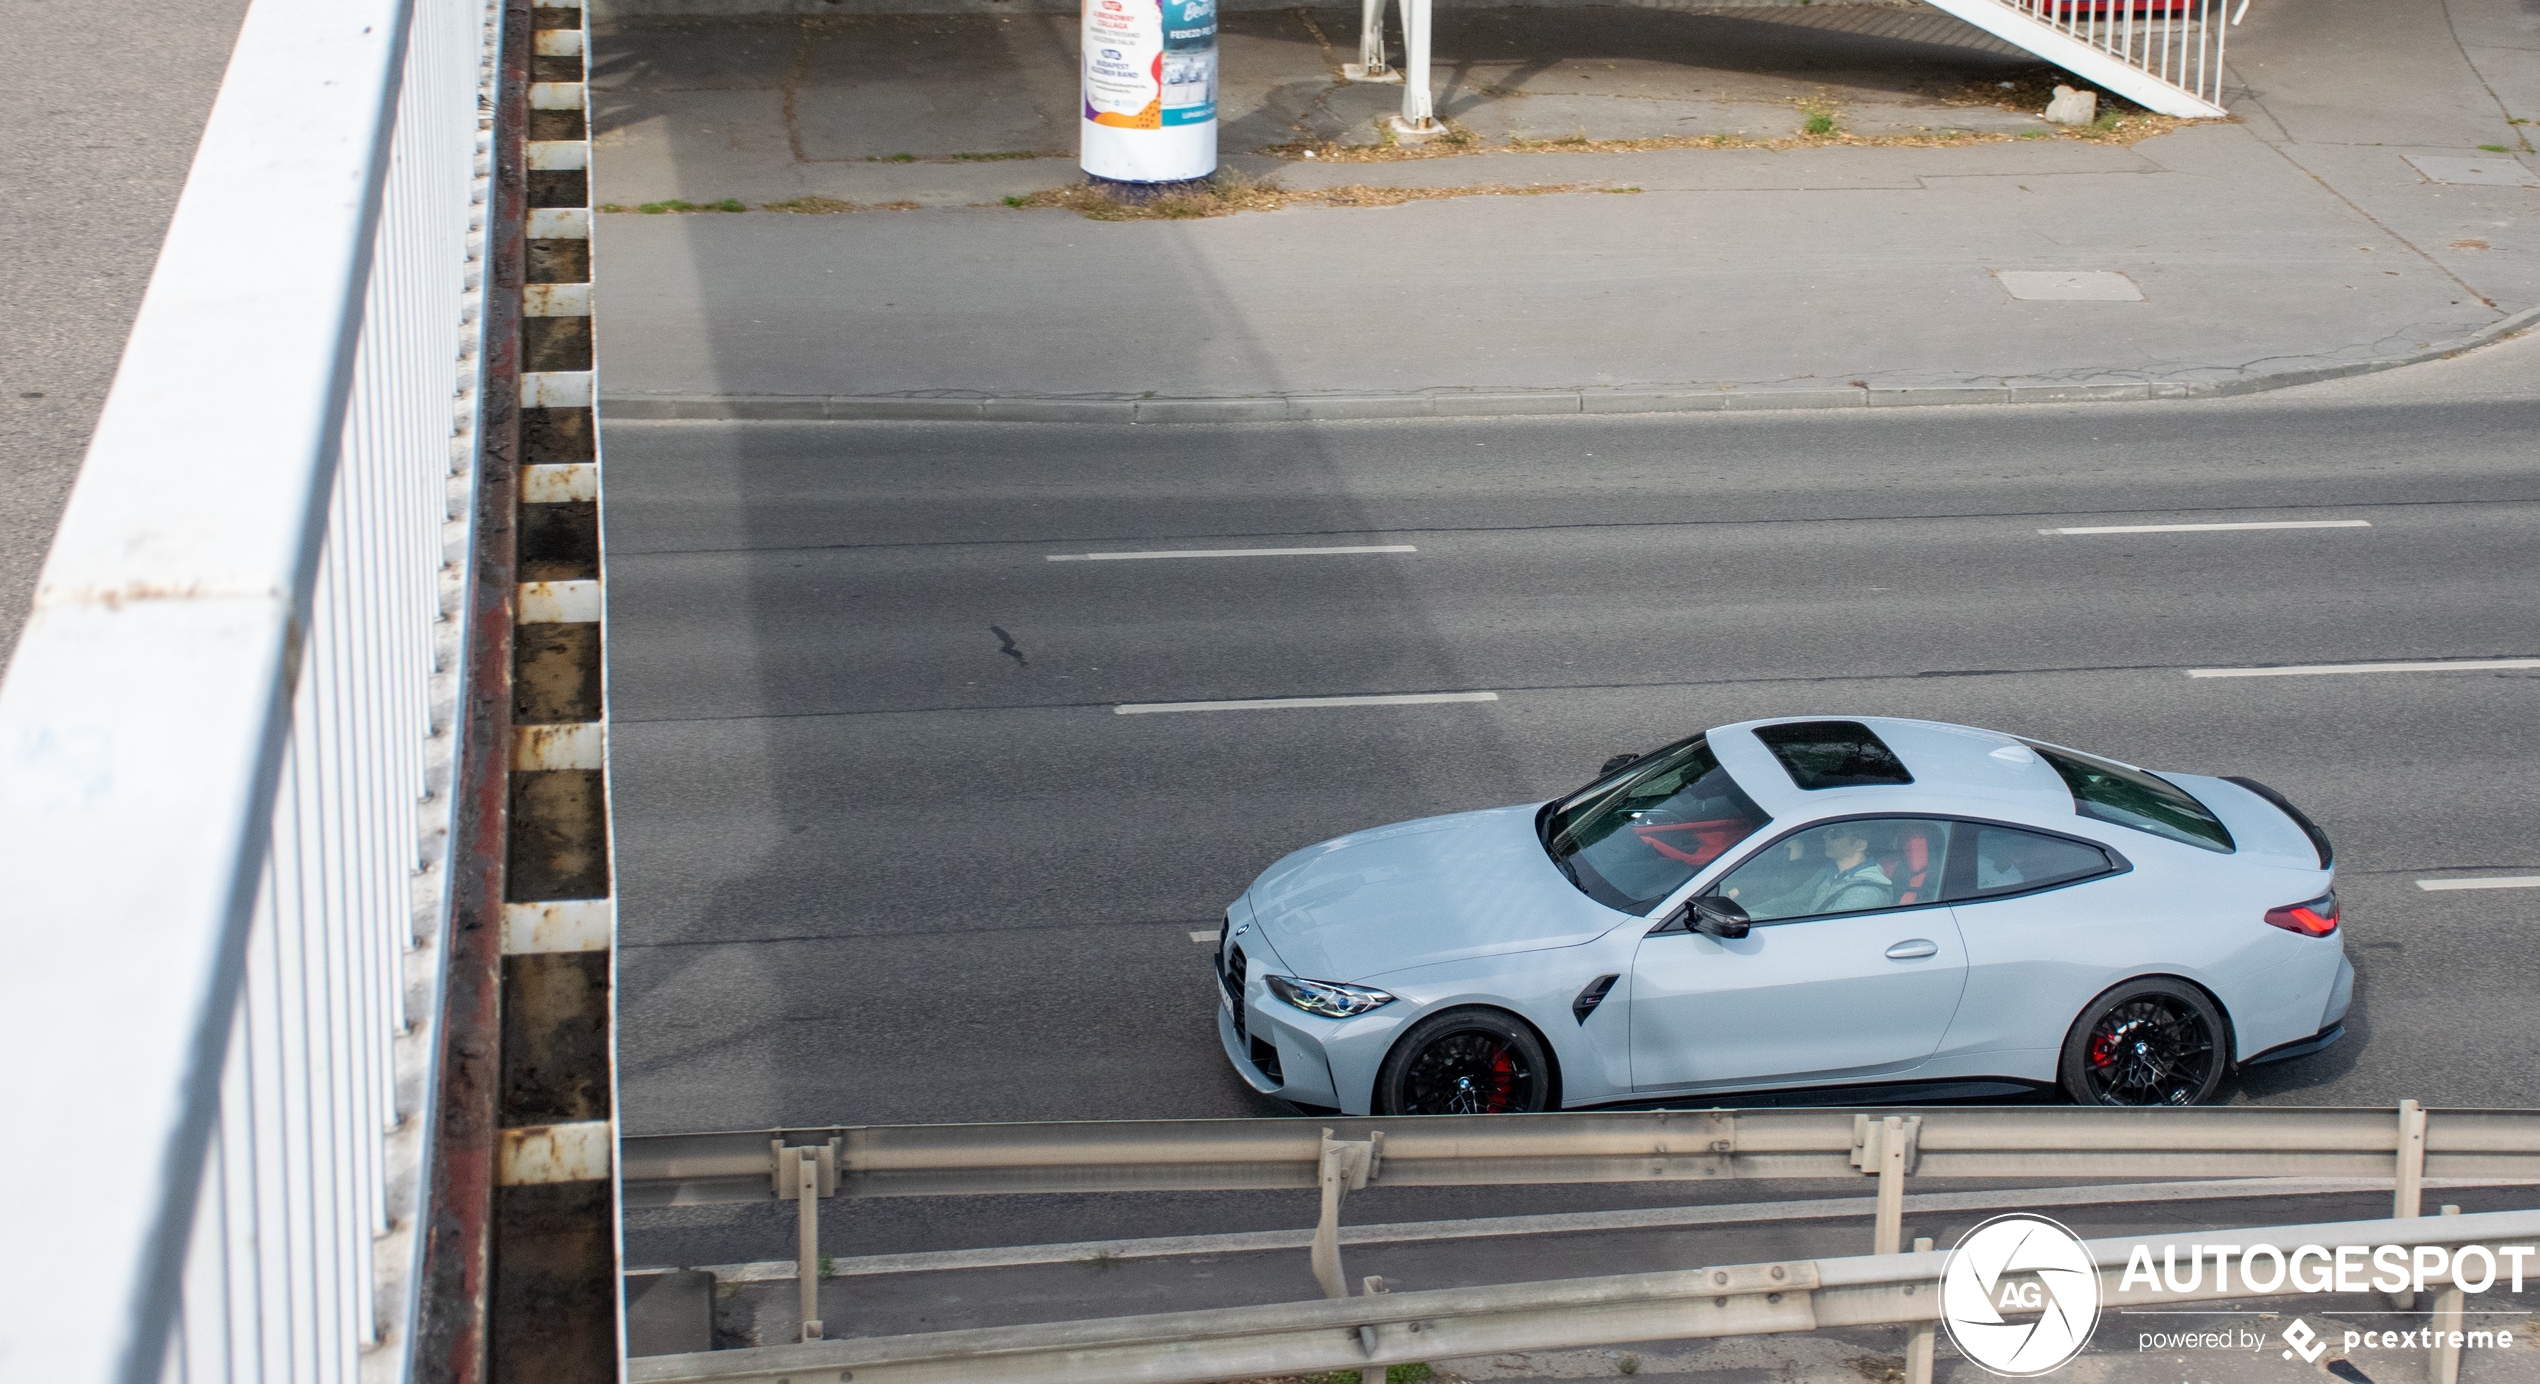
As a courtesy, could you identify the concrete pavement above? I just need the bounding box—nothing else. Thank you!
[587,0,2539,410]
[0,0,252,671]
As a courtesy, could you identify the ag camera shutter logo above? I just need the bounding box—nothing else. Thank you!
[1942,1215,2101,1376]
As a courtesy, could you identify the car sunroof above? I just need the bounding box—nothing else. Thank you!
[1752,720,1915,790]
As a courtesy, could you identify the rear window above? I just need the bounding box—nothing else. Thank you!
[1753,721,1914,790]
[1541,736,1770,914]
[2024,741,2235,853]
[1952,825,2117,900]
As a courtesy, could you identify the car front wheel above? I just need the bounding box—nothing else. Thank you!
[2058,978,2228,1106]
[1373,1007,1554,1115]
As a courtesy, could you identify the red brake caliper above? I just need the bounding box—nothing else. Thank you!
[1487,1045,1518,1107]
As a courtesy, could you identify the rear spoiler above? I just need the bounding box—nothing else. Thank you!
[2222,776,2334,869]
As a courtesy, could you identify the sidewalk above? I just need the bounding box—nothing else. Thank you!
[587,0,2539,411]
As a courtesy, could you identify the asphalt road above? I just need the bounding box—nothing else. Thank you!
[606,345,2540,1271]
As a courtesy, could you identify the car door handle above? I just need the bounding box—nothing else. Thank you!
[1885,939,1940,960]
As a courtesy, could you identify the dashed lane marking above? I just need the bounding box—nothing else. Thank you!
[1117,691,1500,715]
[1050,545,1417,561]
[2045,520,2371,535]
[2187,658,2540,678]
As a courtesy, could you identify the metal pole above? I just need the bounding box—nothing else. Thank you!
[2430,1205,2464,1384]
[1344,0,1398,82]
[1390,0,1437,137]
[1874,1116,1907,1256]
[2391,1100,2427,1310]
[798,1150,824,1341]
[1905,1237,1936,1384]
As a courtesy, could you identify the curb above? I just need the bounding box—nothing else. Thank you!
[603,307,2540,424]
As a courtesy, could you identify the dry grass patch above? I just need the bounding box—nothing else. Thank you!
[1008,171,1627,220]
[758,196,921,212]
[1262,78,2189,163]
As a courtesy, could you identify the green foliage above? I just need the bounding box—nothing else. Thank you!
[1304,1367,1433,1384]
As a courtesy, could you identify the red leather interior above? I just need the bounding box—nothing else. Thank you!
[1880,828,1937,905]
[1632,817,1759,868]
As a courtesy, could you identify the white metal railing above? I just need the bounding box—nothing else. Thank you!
[0,0,498,1381]
[1917,0,2232,117]
[1358,0,2234,137]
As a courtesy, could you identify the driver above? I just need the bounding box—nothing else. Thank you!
[1730,824,1896,918]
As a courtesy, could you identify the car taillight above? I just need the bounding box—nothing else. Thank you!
[2265,891,2339,937]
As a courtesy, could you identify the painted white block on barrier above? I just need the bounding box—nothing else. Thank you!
[499,1121,613,1185]
[512,720,605,771]
[523,283,591,316]
[529,81,586,110]
[519,580,601,623]
[502,899,615,954]
[522,462,599,503]
[527,140,588,171]
[522,370,594,408]
[528,207,590,239]
[534,29,585,56]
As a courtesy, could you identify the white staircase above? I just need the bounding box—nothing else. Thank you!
[1353,0,2232,138]
[1918,0,2231,118]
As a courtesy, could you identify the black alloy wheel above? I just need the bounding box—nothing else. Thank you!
[2058,978,2229,1106]
[1374,1007,1554,1115]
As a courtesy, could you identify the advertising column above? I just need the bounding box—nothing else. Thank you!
[1081,0,1216,186]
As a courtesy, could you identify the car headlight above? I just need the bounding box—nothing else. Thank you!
[1265,974,1397,1019]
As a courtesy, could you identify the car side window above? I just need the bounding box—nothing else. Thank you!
[1716,818,1953,922]
[1947,825,2116,902]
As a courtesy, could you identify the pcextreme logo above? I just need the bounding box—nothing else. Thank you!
[1941,1215,2102,1377]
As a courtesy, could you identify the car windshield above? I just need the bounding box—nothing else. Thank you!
[1540,736,1770,914]
[2024,740,2235,853]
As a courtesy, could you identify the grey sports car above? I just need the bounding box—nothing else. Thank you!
[1215,717,2348,1113]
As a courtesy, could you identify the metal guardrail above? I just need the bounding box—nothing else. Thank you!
[0,0,499,1380]
[627,1104,2540,1203]
[627,1207,2540,1384]
[626,1103,2539,1343]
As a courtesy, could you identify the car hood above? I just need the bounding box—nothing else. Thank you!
[1243,804,1623,983]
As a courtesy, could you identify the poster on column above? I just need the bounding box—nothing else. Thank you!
[1081,0,1215,182]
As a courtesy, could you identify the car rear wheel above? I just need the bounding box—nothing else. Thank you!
[1374,1007,1553,1115]
[2059,978,2228,1106]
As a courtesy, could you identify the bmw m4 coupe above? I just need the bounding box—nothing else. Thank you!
[1214,717,2348,1112]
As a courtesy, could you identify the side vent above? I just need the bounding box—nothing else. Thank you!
[1573,974,1619,1025]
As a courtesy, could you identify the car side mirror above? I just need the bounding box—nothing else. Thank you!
[1600,752,1642,775]
[1690,894,1752,940]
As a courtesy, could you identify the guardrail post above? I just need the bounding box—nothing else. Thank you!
[1876,1116,1906,1255]
[1866,1115,1918,1255]
[2391,1099,2427,1309]
[796,1150,824,1339]
[2430,1204,2465,1384]
[1311,1128,1382,1300]
[775,1139,840,1340]
[1906,1236,1936,1384]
